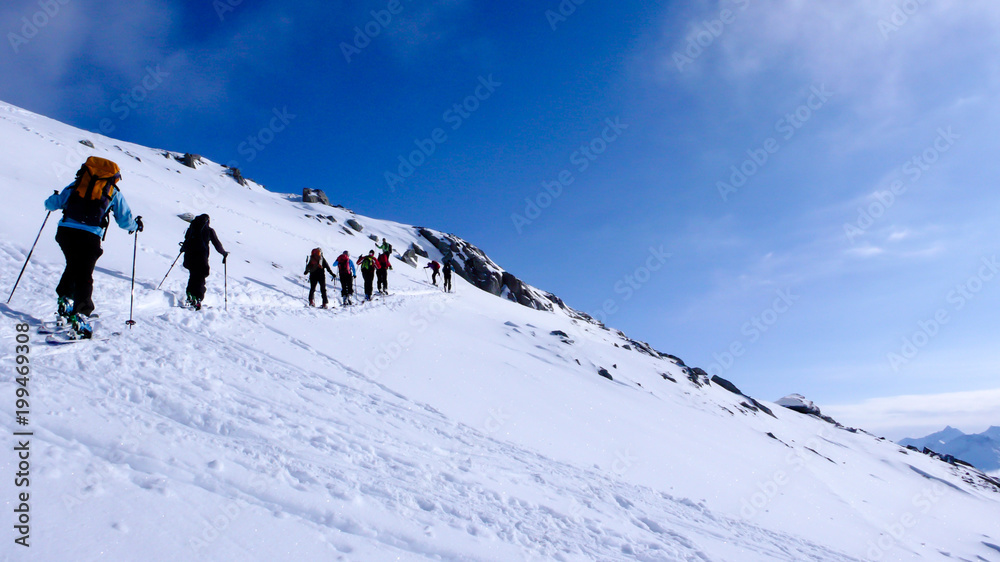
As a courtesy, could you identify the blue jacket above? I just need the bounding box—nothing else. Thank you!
[45,184,138,237]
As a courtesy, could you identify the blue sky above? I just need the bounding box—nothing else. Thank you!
[3,0,1000,438]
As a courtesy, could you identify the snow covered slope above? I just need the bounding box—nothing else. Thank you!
[2,100,999,561]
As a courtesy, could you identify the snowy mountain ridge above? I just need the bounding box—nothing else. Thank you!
[900,426,1000,474]
[1,100,1000,561]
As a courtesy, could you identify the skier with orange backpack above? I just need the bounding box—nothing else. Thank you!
[304,248,335,307]
[43,157,141,338]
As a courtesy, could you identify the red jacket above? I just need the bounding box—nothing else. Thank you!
[377,254,392,270]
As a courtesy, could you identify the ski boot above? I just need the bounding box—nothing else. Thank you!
[186,292,202,311]
[309,299,315,307]
[56,296,73,325]
[69,313,94,339]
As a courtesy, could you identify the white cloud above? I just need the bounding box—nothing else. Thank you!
[825,387,1000,441]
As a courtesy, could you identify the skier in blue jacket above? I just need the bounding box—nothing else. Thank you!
[44,157,140,335]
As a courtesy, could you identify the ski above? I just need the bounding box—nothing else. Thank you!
[45,331,119,345]
[37,320,69,335]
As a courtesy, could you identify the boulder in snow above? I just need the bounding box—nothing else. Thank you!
[776,394,822,416]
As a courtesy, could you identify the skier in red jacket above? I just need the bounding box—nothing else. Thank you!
[376,251,392,294]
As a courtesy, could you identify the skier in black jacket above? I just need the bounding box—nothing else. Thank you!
[304,248,335,308]
[443,259,453,293]
[181,214,228,310]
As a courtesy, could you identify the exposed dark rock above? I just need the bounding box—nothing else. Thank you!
[415,227,598,321]
[79,139,94,148]
[369,234,379,242]
[710,375,775,418]
[775,394,822,416]
[622,344,632,350]
[687,367,710,387]
[400,248,418,267]
[661,372,676,383]
[228,167,247,186]
[410,241,429,258]
[346,218,364,232]
[303,188,331,205]
[598,368,613,381]
[550,330,574,344]
[711,375,743,395]
[177,153,203,168]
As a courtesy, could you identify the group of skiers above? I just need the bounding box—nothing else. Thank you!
[33,157,228,337]
[424,259,453,292]
[304,238,395,307]
[31,157,455,338]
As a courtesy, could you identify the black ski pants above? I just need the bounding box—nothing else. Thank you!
[309,272,328,305]
[185,265,209,302]
[362,269,375,298]
[444,271,452,292]
[55,226,103,316]
[376,268,388,293]
[339,271,353,298]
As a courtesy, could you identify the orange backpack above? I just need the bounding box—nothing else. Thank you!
[307,248,322,272]
[64,157,122,227]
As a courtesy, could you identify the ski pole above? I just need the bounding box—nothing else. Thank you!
[157,245,182,290]
[224,258,228,311]
[126,220,140,328]
[7,210,52,304]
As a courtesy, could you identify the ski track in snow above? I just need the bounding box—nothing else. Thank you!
[2,282,859,561]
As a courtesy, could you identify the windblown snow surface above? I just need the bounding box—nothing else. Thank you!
[1,101,999,561]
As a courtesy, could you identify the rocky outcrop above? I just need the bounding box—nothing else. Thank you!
[302,188,330,205]
[776,394,822,416]
[415,227,594,322]
[228,167,246,186]
[400,248,418,267]
[346,218,363,232]
[79,139,94,148]
[410,241,428,258]
[177,153,202,169]
[710,375,775,417]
